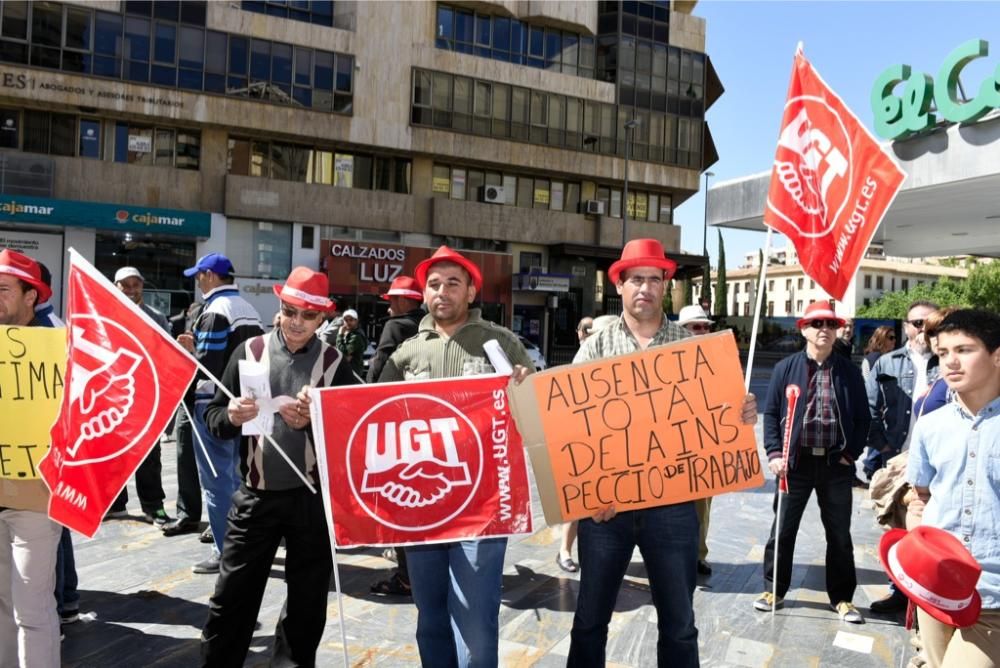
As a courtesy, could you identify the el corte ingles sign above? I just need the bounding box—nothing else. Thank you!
[872,38,1000,140]
[0,194,210,237]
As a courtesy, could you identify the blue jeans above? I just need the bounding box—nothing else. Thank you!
[406,537,507,668]
[569,503,699,668]
[55,527,79,615]
[192,399,241,555]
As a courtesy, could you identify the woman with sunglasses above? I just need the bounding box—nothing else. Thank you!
[861,326,897,381]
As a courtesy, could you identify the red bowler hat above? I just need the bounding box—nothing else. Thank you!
[381,275,423,301]
[795,300,846,329]
[880,526,982,628]
[273,267,336,312]
[414,246,483,291]
[0,248,51,304]
[608,238,677,284]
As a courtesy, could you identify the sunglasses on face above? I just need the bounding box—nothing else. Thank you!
[280,304,323,321]
[808,319,841,330]
[906,319,926,329]
[687,323,711,332]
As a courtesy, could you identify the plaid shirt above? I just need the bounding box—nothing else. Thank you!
[801,356,841,452]
[574,314,691,364]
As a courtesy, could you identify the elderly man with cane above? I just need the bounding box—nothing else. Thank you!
[754,300,870,623]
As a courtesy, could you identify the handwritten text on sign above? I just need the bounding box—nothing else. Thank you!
[511,330,763,524]
[0,326,65,479]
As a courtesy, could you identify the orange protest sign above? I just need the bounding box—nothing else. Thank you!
[509,330,764,525]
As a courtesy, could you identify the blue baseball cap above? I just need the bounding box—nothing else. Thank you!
[183,252,234,278]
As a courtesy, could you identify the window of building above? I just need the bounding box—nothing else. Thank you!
[226,219,292,279]
[901,278,909,291]
[241,1,334,28]
[785,279,792,290]
[784,300,792,314]
[796,299,803,312]
[863,274,871,289]
[797,277,803,289]
[0,3,350,115]
[519,251,542,272]
[768,280,774,291]
[876,275,884,290]
[891,277,896,291]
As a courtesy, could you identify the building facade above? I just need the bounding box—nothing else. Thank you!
[694,245,969,318]
[0,0,718,362]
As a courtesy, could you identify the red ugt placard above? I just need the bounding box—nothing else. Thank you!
[311,374,533,547]
[40,250,197,537]
[763,48,906,300]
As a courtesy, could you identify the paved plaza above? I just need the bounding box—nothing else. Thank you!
[61,425,915,667]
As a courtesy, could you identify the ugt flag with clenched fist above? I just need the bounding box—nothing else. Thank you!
[310,375,532,546]
[40,249,197,537]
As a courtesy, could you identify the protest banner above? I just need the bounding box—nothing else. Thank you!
[509,330,763,525]
[763,46,906,300]
[311,374,532,547]
[0,325,65,479]
[40,249,197,537]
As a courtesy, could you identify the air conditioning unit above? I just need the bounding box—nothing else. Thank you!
[479,185,505,204]
[584,199,605,215]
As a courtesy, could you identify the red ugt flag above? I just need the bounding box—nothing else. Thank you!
[763,47,906,300]
[311,375,533,547]
[39,249,197,536]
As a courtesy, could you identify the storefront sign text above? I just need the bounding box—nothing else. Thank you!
[873,39,1000,139]
[0,195,210,237]
[1,69,184,109]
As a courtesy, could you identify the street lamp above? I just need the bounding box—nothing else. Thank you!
[621,117,641,248]
[701,170,714,312]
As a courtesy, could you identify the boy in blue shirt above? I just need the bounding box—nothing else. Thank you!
[907,309,1000,667]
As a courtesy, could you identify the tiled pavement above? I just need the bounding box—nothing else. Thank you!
[61,424,915,667]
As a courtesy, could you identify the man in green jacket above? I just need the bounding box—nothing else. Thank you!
[378,246,533,668]
[334,308,367,378]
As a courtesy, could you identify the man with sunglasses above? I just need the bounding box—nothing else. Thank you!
[173,253,263,574]
[676,304,716,576]
[754,300,870,623]
[200,267,358,666]
[864,300,939,613]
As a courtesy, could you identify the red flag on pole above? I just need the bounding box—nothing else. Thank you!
[39,249,197,536]
[763,47,906,300]
[311,375,533,547]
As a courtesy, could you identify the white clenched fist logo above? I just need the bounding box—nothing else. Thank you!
[70,348,143,456]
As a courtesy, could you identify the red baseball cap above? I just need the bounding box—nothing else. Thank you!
[414,246,483,292]
[273,267,336,312]
[381,275,423,301]
[880,526,983,628]
[0,248,51,303]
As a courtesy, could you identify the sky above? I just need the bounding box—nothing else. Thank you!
[673,0,1000,269]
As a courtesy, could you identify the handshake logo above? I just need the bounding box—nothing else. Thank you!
[348,394,483,531]
[361,418,472,508]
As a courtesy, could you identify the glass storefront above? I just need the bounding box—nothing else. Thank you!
[95,231,196,318]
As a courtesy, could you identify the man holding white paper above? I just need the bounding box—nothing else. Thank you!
[200,266,358,666]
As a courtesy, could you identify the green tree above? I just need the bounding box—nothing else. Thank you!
[701,262,712,313]
[662,280,674,314]
[855,277,969,318]
[964,261,1000,311]
[714,230,728,317]
[683,278,693,306]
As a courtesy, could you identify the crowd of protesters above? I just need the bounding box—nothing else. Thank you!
[1,242,997,668]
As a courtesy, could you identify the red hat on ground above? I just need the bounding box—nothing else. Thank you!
[414,246,483,291]
[273,267,336,312]
[608,239,677,284]
[795,300,846,329]
[381,275,423,301]
[880,526,982,628]
[0,248,51,304]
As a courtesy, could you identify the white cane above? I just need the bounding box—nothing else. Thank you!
[773,383,800,616]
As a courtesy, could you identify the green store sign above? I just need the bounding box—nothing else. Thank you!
[872,38,1000,140]
[0,194,210,237]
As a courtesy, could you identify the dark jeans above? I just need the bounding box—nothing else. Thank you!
[174,403,203,523]
[201,484,332,668]
[111,443,167,514]
[55,527,79,615]
[862,445,894,478]
[568,503,699,668]
[762,454,857,604]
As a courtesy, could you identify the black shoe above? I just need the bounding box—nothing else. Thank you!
[198,527,214,544]
[161,518,199,536]
[870,591,908,614]
[697,560,712,576]
[143,509,173,528]
[852,476,870,489]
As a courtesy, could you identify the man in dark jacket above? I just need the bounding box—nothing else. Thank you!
[754,301,871,624]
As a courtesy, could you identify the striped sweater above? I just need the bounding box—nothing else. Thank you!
[192,284,263,397]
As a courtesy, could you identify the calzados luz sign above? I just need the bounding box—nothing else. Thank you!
[310,374,532,546]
